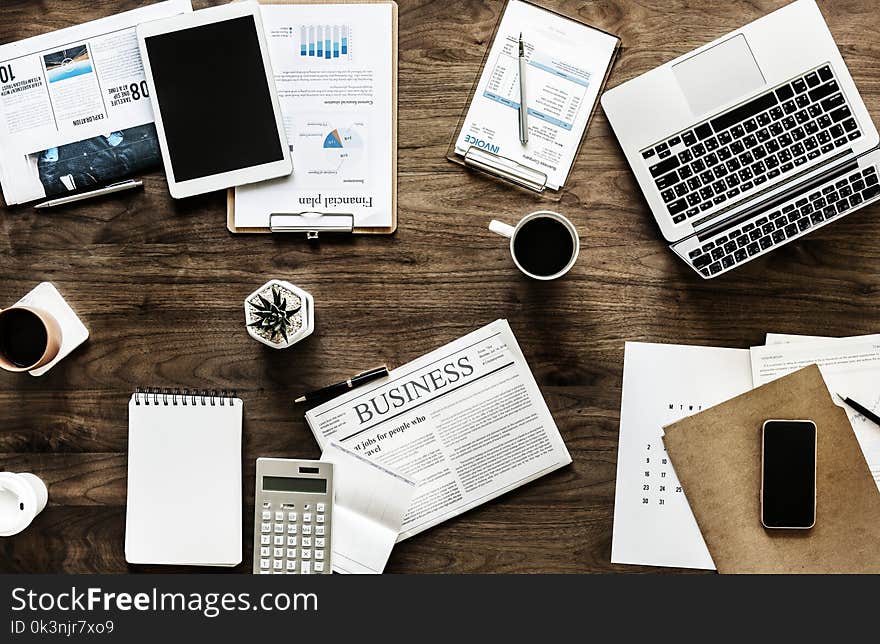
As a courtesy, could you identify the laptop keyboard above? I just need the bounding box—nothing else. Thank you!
[687,165,879,277]
[642,64,862,225]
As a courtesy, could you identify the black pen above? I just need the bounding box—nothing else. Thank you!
[295,366,389,404]
[837,393,880,428]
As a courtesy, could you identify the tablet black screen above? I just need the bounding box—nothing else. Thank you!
[145,15,284,182]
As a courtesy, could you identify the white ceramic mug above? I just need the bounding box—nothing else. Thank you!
[0,472,48,537]
[489,210,580,280]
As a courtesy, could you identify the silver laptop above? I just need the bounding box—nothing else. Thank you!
[601,0,879,279]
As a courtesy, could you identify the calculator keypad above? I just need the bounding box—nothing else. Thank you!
[257,499,330,574]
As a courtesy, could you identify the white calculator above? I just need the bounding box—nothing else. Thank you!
[253,458,333,575]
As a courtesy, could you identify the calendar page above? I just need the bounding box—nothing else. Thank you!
[611,342,753,570]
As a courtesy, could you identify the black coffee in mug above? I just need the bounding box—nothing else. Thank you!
[513,216,575,277]
[0,309,48,368]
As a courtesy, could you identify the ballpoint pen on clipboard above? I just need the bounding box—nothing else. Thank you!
[518,32,529,145]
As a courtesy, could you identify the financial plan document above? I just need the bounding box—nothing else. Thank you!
[453,0,617,190]
[235,3,393,228]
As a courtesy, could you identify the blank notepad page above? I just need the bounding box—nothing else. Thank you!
[125,393,243,566]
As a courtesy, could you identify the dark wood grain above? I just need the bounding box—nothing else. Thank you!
[1,0,879,573]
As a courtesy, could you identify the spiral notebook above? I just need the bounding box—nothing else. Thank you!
[124,389,243,566]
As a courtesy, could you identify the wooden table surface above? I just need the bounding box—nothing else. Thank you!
[1,0,878,574]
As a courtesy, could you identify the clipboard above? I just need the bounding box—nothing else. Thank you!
[446,0,619,201]
[226,0,398,236]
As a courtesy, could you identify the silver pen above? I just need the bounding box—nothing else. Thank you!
[518,32,529,145]
[34,179,143,209]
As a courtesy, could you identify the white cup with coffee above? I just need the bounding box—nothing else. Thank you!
[489,211,579,280]
[0,305,62,373]
[0,472,48,537]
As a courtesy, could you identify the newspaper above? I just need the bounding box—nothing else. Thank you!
[0,0,191,205]
[320,442,416,574]
[306,319,571,540]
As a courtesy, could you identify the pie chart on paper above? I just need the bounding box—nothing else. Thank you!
[324,129,344,148]
[323,127,363,150]
[303,123,367,178]
[318,125,365,176]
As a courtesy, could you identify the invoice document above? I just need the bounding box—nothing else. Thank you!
[235,3,393,228]
[306,319,571,541]
[320,442,415,574]
[751,334,880,489]
[453,0,617,190]
[611,342,753,570]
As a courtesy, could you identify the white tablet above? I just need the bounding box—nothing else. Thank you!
[137,2,291,198]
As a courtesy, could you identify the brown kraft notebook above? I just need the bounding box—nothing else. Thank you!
[663,364,880,573]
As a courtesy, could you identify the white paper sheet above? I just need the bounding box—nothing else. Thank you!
[765,333,830,344]
[321,442,415,574]
[125,394,242,566]
[234,3,393,229]
[611,342,754,570]
[453,0,617,190]
[751,334,880,489]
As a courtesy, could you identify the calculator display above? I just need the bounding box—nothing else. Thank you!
[262,476,327,494]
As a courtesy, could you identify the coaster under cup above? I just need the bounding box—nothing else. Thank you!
[13,282,88,377]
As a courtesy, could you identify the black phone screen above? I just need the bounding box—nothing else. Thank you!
[762,420,816,528]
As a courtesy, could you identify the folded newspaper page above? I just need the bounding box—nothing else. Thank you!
[321,442,416,574]
[306,319,571,541]
[0,0,191,205]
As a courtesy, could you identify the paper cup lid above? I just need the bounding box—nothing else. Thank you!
[0,473,38,537]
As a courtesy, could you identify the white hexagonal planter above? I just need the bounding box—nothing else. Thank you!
[244,279,314,349]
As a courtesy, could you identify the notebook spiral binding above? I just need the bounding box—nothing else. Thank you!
[134,388,238,407]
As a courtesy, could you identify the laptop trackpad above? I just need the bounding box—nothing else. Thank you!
[672,34,765,117]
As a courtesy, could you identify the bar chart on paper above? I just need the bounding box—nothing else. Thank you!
[300,25,350,60]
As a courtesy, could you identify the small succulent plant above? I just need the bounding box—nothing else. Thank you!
[247,284,302,344]
[244,279,313,349]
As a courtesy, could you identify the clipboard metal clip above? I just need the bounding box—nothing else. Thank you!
[463,146,548,193]
[269,212,355,239]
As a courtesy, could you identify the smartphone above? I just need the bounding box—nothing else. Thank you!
[761,420,817,529]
